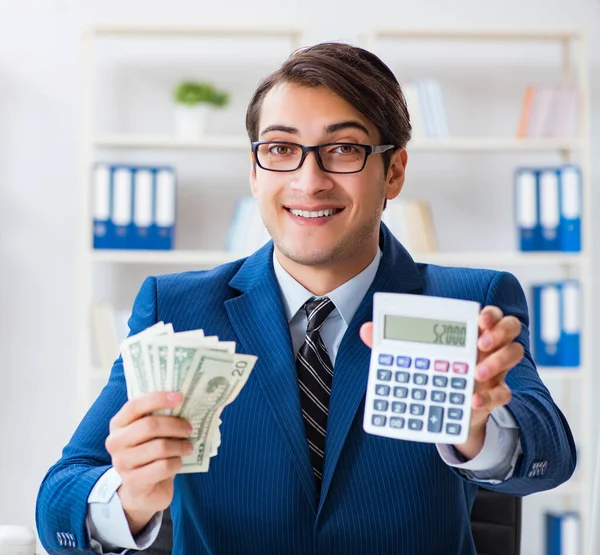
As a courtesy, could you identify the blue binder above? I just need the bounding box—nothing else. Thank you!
[532,283,561,366]
[152,167,176,250]
[539,168,561,251]
[545,512,580,555]
[514,168,541,251]
[560,280,580,367]
[92,163,111,249]
[558,164,582,252]
[533,281,581,368]
[132,166,154,250]
[110,166,134,249]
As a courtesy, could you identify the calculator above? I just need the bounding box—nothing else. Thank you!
[363,292,481,444]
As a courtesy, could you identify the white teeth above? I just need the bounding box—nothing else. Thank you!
[290,208,338,218]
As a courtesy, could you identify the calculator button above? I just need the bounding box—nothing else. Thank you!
[408,419,423,431]
[395,371,410,383]
[378,354,394,366]
[391,402,407,414]
[375,385,391,396]
[453,362,469,375]
[415,358,430,370]
[446,423,462,435]
[377,369,392,381]
[428,406,444,433]
[410,404,425,416]
[434,360,450,372]
[373,400,388,412]
[431,390,446,403]
[372,415,387,427]
[412,389,426,401]
[396,356,412,368]
[433,376,448,388]
[393,387,408,399]
[413,373,428,386]
[390,417,405,429]
[449,393,465,405]
[451,377,467,390]
[448,408,463,420]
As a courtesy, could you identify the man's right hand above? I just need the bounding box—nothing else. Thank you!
[105,391,193,536]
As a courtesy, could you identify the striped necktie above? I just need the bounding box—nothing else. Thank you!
[296,296,335,487]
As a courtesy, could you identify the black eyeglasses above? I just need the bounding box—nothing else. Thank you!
[251,141,396,174]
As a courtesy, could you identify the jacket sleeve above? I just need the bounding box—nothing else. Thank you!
[452,271,577,495]
[36,276,159,554]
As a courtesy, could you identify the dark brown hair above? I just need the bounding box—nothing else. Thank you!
[245,41,411,174]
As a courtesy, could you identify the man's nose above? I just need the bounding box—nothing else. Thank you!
[289,151,334,195]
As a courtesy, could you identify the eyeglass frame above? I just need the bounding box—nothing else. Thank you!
[250,141,397,174]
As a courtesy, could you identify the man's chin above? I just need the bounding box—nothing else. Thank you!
[275,242,341,267]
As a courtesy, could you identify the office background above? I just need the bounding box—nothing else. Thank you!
[1,1,599,554]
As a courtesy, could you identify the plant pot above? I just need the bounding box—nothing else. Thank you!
[174,103,211,140]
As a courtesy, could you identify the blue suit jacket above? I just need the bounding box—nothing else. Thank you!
[37,225,576,554]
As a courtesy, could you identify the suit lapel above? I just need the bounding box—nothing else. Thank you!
[319,225,424,511]
[225,244,318,512]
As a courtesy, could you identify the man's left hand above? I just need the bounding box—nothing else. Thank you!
[359,305,524,460]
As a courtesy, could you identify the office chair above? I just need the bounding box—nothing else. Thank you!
[139,488,522,555]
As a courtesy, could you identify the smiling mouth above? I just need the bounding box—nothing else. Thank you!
[285,207,344,219]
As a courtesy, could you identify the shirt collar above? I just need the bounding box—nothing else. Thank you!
[273,249,382,327]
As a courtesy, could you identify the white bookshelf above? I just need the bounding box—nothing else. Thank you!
[79,25,593,553]
[95,133,582,153]
[77,27,303,408]
[362,27,593,554]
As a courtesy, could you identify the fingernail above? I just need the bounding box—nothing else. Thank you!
[185,442,194,454]
[477,364,488,380]
[473,394,485,409]
[479,335,492,350]
[167,392,182,403]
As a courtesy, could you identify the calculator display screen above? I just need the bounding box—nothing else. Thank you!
[384,315,467,347]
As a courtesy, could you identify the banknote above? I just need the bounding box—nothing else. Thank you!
[119,322,255,472]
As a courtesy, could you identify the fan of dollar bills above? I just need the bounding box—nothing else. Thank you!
[120,322,257,474]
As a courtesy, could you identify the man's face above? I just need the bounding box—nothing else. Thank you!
[250,83,406,269]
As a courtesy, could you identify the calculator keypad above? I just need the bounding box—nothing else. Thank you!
[369,353,472,442]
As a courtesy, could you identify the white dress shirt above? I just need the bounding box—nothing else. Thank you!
[87,249,522,553]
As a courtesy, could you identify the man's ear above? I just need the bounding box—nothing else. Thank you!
[250,151,258,198]
[385,148,408,201]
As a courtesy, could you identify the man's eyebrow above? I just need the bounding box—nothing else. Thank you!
[259,120,370,138]
[325,120,370,136]
[260,125,299,137]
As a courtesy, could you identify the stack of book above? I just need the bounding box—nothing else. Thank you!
[532,280,580,368]
[382,199,438,253]
[517,84,579,138]
[401,79,450,139]
[93,163,177,250]
[227,196,271,255]
[514,164,581,252]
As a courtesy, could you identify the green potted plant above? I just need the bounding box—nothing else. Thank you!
[173,80,230,139]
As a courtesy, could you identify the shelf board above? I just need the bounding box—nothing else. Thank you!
[91,249,241,266]
[408,137,582,152]
[371,28,583,41]
[414,251,586,267]
[91,25,303,39]
[95,134,250,150]
[90,249,587,268]
[94,134,581,153]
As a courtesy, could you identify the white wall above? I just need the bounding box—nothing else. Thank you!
[1,1,599,554]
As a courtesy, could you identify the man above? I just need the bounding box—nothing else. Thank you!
[37,42,576,554]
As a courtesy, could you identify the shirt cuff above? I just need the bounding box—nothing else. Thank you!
[86,467,163,553]
[436,405,521,483]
